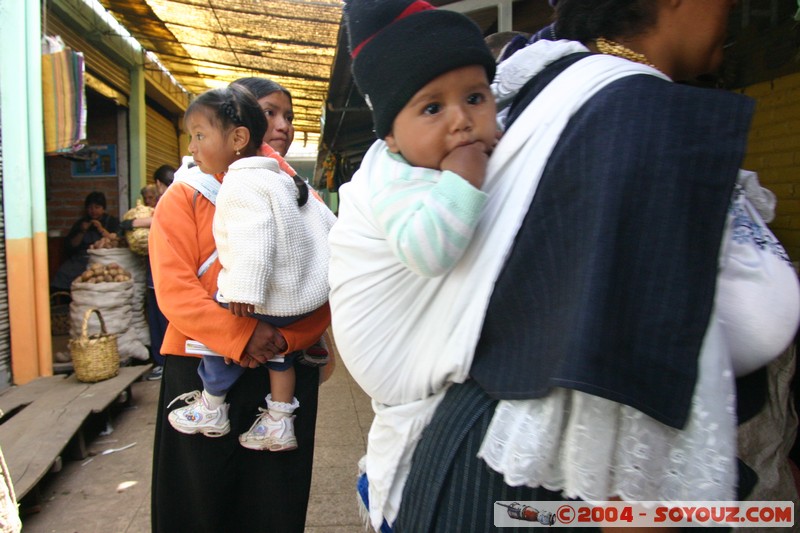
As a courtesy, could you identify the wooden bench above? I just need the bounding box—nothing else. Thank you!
[0,366,150,501]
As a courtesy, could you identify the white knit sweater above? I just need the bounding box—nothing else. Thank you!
[214,156,336,316]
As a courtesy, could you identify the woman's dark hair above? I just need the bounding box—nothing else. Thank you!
[229,78,307,207]
[555,0,659,42]
[231,77,293,105]
[84,191,106,209]
[153,164,175,187]
[185,85,267,155]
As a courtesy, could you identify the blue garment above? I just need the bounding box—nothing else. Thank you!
[199,351,298,397]
[198,312,304,396]
[357,474,393,533]
[146,260,168,365]
[528,22,557,45]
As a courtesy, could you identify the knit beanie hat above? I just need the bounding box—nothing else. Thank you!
[344,0,496,139]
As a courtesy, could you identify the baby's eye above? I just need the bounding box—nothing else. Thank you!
[467,93,486,105]
[423,103,441,115]
[286,114,294,124]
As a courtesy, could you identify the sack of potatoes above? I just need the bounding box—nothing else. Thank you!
[78,262,132,283]
[88,233,125,250]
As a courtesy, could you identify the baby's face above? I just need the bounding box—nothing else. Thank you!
[385,65,496,170]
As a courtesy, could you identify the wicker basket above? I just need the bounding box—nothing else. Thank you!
[50,291,71,336]
[68,308,120,383]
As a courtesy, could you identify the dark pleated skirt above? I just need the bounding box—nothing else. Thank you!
[151,355,319,533]
[394,380,599,533]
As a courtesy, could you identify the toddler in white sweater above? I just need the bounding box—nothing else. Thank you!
[167,84,335,451]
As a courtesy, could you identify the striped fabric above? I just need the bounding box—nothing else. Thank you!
[42,48,86,154]
[394,380,599,532]
[369,151,487,278]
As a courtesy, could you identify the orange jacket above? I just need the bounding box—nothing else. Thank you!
[149,176,330,359]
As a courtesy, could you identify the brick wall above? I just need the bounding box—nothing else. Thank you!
[740,72,800,261]
[45,90,120,237]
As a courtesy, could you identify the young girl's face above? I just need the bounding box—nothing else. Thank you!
[384,65,496,170]
[186,108,237,175]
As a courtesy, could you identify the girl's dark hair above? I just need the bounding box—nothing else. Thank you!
[185,85,267,155]
[153,164,175,187]
[555,0,659,42]
[84,191,106,209]
[293,175,309,207]
[231,77,293,105]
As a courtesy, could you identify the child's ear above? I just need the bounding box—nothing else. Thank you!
[384,131,401,154]
[232,126,251,152]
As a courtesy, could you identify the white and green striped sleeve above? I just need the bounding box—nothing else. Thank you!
[369,155,488,278]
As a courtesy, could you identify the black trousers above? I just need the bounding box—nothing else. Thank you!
[151,355,319,533]
[394,380,599,533]
[394,380,745,533]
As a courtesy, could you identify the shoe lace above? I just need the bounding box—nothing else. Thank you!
[167,390,202,409]
[243,407,272,435]
[253,407,271,424]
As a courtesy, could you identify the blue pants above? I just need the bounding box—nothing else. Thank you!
[198,351,298,397]
[198,312,301,397]
[146,288,169,366]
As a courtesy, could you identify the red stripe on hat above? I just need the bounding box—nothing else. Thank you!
[351,0,434,59]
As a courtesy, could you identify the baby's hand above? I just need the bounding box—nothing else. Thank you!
[441,141,491,189]
[229,302,254,317]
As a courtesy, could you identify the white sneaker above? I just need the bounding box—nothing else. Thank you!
[167,390,230,437]
[239,408,297,451]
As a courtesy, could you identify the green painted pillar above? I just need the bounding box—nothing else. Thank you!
[0,0,53,381]
[0,0,46,234]
[129,62,146,207]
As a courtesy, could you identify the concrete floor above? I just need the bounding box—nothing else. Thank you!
[18,362,372,533]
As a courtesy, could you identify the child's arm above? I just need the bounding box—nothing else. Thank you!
[370,152,488,278]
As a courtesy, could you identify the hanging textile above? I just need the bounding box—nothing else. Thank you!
[323,151,338,191]
[41,35,86,154]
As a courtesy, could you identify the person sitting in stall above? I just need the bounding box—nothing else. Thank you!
[51,191,120,292]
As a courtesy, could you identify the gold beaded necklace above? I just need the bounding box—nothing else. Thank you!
[595,37,657,69]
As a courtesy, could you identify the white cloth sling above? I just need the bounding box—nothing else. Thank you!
[329,40,670,529]
[174,156,220,277]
